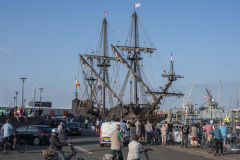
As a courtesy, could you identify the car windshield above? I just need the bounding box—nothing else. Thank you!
[67,123,79,128]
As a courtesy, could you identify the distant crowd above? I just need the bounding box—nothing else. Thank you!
[1,106,43,123]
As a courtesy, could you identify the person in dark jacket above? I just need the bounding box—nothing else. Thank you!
[49,128,70,160]
[181,123,190,148]
[209,128,223,156]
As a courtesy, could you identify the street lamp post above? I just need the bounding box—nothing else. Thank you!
[39,88,44,108]
[20,78,27,109]
[6,92,9,110]
[14,97,16,108]
[15,91,18,107]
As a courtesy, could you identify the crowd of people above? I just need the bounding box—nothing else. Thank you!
[107,120,231,159]
[1,107,44,123]
[0,113,232,159]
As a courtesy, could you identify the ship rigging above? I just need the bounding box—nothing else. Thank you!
[72,11,184,124]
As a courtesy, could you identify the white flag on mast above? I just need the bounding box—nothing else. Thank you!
[135,3,141,8]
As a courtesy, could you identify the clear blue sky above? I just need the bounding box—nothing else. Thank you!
[0,0,240,109]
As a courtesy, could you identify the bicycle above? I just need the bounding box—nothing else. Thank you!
[206,138,219,155]
[0,134,27,154]
[140,149,153,160]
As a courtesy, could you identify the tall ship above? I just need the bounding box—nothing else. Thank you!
[72,10,184,124]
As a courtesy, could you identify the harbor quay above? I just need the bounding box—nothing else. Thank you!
[0,126,239,160]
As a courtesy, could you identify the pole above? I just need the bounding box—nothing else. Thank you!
[232,111,236,143]
[15,91,18,107]
[33,80,36,112]
[14,97,16,108]
[39,88,44,109]
[6,92,9,110]
[238,83,240,110]
[20,78,27,110]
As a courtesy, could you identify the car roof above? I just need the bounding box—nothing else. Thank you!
[102,121,121,124]
[28,125,51,128]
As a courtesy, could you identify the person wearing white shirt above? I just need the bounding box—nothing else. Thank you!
[127,135,152,160]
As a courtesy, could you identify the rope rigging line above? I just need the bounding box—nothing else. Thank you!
[163,97,180,110]
[84,25,102,55]
[137,17,169,74]
[115,18,132,46]
[137,64,148,104]
[106,69,114,108]
[125,16,134,47]
[160,96,167,111]
[136,63,154,90]
[108,23,119,46]
[80,65,89,100]
[136,62,161,88]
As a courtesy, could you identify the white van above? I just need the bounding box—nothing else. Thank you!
[99,121,129,147]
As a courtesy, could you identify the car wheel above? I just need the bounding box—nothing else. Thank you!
[100,144,104,147]
[33,137,41,146]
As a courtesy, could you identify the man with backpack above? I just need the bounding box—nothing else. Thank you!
[181,123,190,148]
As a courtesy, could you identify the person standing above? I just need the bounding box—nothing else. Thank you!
[27,109,31,117]
[110,124,124,160]
[167,120,174,145]
[85,118,88,129]
[219,122,228,150]
[145,120,152,145]
[190,124,198,148]
[140,122,145,140]
[203,123,213,142]
[91,118,96,136]
[161,122,167,146]
[209,128,223,156]
[181,123,189,148]
[120,119,126,139]
[96,119,100,135]
[135,120,141,137]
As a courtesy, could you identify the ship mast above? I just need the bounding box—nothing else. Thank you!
[133,11,138,105]
[83,17,114,115]
[115,11,156,105]
[102,18,107,115]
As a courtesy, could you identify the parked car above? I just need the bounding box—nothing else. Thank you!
[65,122,81,136]
[99,121,130,147]
[16,125,52,145]
[0,124,3,140]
